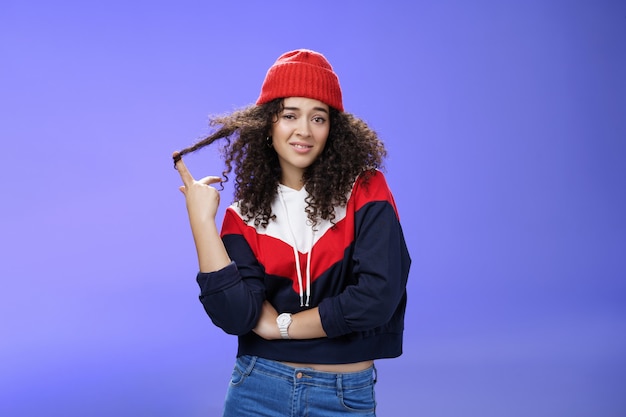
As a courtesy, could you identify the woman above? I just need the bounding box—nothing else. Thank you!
[173,49,411,417]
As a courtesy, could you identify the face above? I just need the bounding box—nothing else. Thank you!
[270,97,330,188]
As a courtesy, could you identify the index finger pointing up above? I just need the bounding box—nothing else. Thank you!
[172,151,195,186]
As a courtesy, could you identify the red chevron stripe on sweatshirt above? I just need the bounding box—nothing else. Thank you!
[220,170,398,294]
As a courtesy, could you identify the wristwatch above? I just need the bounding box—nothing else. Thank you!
[276,313,292,339]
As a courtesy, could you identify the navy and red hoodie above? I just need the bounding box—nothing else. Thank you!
[196,170,411,364]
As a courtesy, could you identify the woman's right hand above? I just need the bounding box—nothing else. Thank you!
[173,151,222,224]
[173,151,231,272]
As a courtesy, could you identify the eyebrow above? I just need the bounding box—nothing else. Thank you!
[283,106,329,114]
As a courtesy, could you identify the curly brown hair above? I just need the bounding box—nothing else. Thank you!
[174,99,387,228]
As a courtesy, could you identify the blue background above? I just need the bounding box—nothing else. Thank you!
[1,1,625,416]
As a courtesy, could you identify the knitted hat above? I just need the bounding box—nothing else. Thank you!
[256,49,344,112]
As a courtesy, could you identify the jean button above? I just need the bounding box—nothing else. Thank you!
[296,372,303,379]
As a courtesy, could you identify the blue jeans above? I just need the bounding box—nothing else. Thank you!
[222,355,377,416]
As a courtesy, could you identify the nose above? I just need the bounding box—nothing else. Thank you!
[295,119,311,138]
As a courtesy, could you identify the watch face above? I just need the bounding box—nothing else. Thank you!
[277,314,291,326]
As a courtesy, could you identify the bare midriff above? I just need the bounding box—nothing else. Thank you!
[281,360,374,373]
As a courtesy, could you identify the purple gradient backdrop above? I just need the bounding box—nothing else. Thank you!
[1,1,625,416]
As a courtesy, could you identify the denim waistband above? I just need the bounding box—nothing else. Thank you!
[236,355,376,388]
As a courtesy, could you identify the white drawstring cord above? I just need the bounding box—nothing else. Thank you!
[278,188,313,307]
[304,228,314,306]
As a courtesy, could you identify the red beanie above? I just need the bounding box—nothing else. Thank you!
[256,49,344,112]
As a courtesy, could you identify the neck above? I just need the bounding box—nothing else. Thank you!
[280,173,304,190]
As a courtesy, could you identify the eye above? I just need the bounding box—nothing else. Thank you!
[282,113,296,120]
[312,116,327,123]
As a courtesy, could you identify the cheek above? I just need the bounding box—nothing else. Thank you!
[271,121,290,138]
[316,128,330,146]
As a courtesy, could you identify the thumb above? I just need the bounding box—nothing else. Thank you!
[198,176,222,186]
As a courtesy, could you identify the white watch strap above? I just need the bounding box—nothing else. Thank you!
[277,313,292,339]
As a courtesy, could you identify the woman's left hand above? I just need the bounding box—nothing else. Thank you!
[253,301,280,340]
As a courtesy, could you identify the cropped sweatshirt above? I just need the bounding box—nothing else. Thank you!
[196,170,411,364]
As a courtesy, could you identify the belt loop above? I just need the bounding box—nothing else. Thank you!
[336,373,344,399]
[372,364,378,384]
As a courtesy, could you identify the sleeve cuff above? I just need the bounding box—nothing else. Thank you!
[196,261,241,296]
[318,297,351,339]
